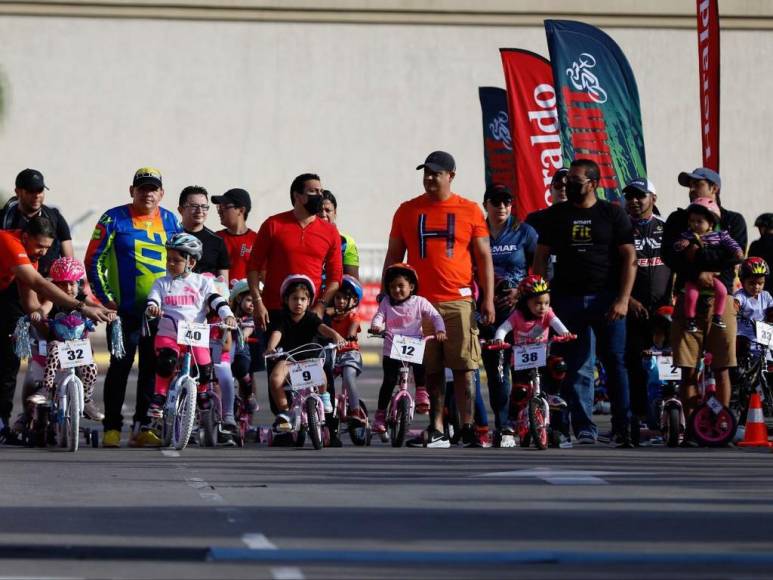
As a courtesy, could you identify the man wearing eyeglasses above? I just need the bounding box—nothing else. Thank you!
[214,188,257,282]
[178,186,230,279]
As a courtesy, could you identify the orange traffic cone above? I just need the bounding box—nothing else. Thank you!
[738,393,773,448]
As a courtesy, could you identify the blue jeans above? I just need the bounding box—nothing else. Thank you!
[552,292,631,437]
[482,348,510,431]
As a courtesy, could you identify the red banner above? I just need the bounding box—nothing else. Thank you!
[697,0,720,171]
[500,48,561,219]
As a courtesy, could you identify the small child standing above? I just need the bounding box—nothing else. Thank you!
[265,274,346,432]
[734,257,773,358]
[229,279,258,415]
[326,275,366,424]
[145,234,236,432]
[673,197,744,332]
[370,263,446,435]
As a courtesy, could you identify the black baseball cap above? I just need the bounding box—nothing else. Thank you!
[15,168,48,191]
[551,168,569,185]
[483,184,512,204]
[416,151,456,173]
[133,166,163,188]
[212,188,252,212]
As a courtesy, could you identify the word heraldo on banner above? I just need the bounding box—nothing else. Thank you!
[527,83,562,207]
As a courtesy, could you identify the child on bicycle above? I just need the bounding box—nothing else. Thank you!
[326,275,366,424]
[370,263,446,435]
[734,257,773,359]
[672,197,744,332]
[493,275,573,430]
[229,279,258,415]
[146,234,236,421]
[265,274,346,432]
[24,257,104,423]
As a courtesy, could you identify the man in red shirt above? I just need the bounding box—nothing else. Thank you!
[249,173,343,328]
[214,188,257,281]
[0,216,114,444]
[384,151,495,448]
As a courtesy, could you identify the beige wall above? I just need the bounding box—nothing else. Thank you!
[0,8,770,255]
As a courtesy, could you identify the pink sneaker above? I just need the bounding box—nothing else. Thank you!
[415,387,430,414]
[372,409,387,434]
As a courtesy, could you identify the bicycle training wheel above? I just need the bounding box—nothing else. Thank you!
[528,397,548,450]
[689,402,737,447]
[173,379,197,451]
[307,397,323,450]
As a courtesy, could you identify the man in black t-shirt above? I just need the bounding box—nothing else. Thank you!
[177,186,230,279]
[533,159,637,447]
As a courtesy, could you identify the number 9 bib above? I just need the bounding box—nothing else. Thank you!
[289,359,326,388]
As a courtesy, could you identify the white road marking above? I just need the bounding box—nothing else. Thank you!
[185,476,224,502]
[161,450,180,458]
[475,468,620,485]
[242,533,278,550]
[271,567,305,580]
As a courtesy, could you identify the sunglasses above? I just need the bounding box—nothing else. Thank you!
[486,198,512,207]
[623,191,649,201]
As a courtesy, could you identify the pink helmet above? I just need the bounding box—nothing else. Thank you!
[687,197,721,223]
[49,257,86,283]
[280,274,316,303]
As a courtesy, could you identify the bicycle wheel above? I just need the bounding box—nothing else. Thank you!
[306,397,323,450]
[65,378,82,452]
[689,402,737,447]
[173,379,197,451]
[528,397,548,450]
[391,397,410,448]
[666,406,681,448]
[200,405,217,448]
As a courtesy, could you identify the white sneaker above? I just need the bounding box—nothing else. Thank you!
[500,434,517,448]
[320,393,333,414]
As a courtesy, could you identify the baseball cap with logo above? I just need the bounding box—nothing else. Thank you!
[133,167,163,188]
[15,168,48,191]
[623,177,657,197]
[416,151,456,173]
[551,168,569,185]
[212,188,252,212]
[678,167,721,189]
[483,183,512,204]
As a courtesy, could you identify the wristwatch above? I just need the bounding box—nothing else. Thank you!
[74,300,85,312]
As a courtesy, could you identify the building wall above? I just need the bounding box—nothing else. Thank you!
[0,4,770,258]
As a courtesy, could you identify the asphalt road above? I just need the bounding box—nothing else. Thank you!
[3,351,773,579]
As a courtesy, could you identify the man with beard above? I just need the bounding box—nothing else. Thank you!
[533,159,637,447]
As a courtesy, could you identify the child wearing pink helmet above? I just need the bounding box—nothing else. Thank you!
[673,197,744,332]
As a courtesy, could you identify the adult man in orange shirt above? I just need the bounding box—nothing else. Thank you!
[384,151,495,448]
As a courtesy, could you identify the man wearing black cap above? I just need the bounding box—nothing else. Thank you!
[384,151,495,448]
[662,167,747,429]
[178,185,230,279]
[215,188,256,282]
[0,168,74,445]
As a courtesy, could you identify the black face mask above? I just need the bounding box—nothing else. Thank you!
[565,180,586,204]
[304,194,324,215]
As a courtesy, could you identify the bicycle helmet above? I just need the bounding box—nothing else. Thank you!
[686,197,721,224]
[740,257,770,279]
[517,275,550,299]
[383,263,419,294]
[754,213,773,230]
[280,273,316,303]
[165,232,203,261]
[49,257,85,283]
[340,274,363,305]
[229,278,251,304]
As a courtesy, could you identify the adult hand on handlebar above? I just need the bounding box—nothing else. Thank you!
[254,301,270,331]
[82,304,116,323]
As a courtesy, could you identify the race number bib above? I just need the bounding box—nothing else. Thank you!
[57,340,93,369]
[656,355,682,381]
[756,322,773,349]
[177,321,209,347]
[289,359,326,388]
[390,335,426,364]
[512,343,546,370]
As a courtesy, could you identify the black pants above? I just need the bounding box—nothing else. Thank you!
[103,317,156,431]
[0,285,23,426]
[378,356,426,411]
[625,314,654,419]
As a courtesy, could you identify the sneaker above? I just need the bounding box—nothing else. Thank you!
[576,430,597,445]
[147,394,166,419]
[372,409,387,434]
[222,414,237,429]
[558,433,573,449]
[475,428,492,448]
[273,412,292,433]
[129,428,161,448]
[348,407,367,425]
[0,427,22,446]
[597,430,613,444]
[83,400,105,422]
[711,314,726,329]
[103,429,121,448]
[217,426,236,447]
[415,387,430,414]
[320,392,333,414]
[407,428,450,448]
[244,395,259,414]
[327,435,343,448]
[12,413,27,433]
[686,318,698,333]
[460,424,476,447]
[499,433,517,448]
[547,394,567,409]
[611,431,633,448]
